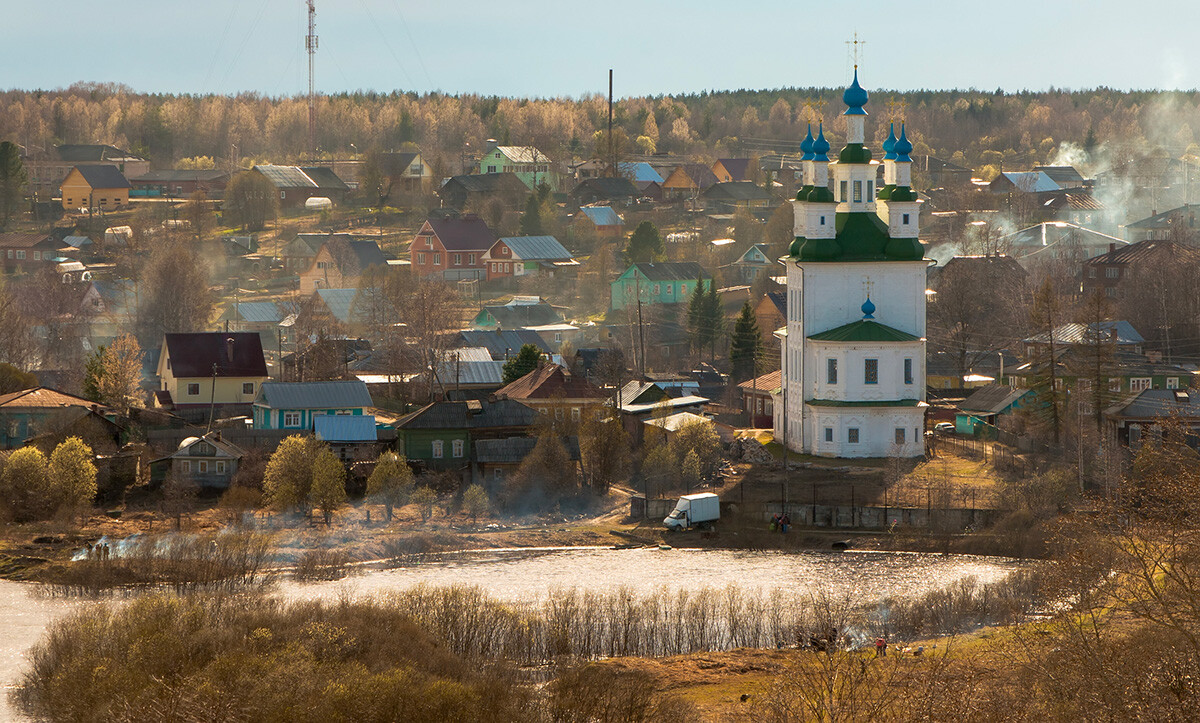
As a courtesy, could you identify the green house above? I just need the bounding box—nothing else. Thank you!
[478,146,555,191]
[393,398,539,470]
[610,262,710,311]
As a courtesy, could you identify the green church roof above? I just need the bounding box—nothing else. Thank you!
[790,211,924,262]
[806,398,924,408]
[838,143,872,164]
[807,318,920,343]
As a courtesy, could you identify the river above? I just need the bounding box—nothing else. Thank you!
[0,547,1025,720]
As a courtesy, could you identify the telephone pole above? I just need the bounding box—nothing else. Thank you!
[306,0,318,157]
[608,69,615,176]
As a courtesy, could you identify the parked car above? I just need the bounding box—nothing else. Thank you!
[934,422,955,434]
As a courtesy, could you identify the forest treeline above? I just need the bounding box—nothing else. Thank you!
[4,82,1199,176]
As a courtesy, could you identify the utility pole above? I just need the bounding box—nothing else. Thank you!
[637,296,645,377]
[608,69,615,177]
[306,0,318,158]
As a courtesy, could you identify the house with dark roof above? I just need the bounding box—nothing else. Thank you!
[712,159,752,183]
[150,432,245,489]
[25,144,148,200]
[252,380,373,430]
[912,155,974,188]
[251,165,349,208]
[379,151,434,193]
[1033,165,1087,189]
[1081,239,1200,300]
[129,169,231,199]
[0,387,106,449]
[281,232,331,273]
[611,262,710,310]
[60,165,130,211]
[155,332,269,414]
[411,215,497,281]
[494,363,607,419]
[482,236,576,282]
[393,398,541,474]
[471,297,564,329]
[1123,204,1200,243]
[0,232,59,273]
[439,173,529,211]
[1105,388,1200,450]
[455,329,553,359]
[702,181,773,211]
[575,205,625,237]
[1043,191,1107,228]
[954,385,1035,435]
[299,237,388,294]
[1005,348,1190,397]
[570,177,639,206]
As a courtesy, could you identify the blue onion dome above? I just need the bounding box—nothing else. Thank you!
[800,124,815,161]
[894,123,914,161]
[842,69,869,115]
[882,122,897,160]
[861,296,876,319]
[812,123,831,160]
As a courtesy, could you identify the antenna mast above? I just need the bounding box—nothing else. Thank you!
[306,0,318,157]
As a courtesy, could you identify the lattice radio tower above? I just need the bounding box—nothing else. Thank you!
[306,0,318,156]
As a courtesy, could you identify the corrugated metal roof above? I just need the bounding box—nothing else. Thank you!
[254,165,315,189]
[496,235,572,261]
[395,398,540,430]
[232,301,286,324]
[315,414,378,442]
[475,435,581,463]
[643,411,711,432]
[316,288,359,324]
[1000,171,1060,193]
[960,385,1032,414]
[0,387,97,409]
[618,162,664,183]
[256,380,373,410]
[579,206,623,227]
[494,146,551,164]
[458,329,552,358]
[1024,321,1144,346]
[624,262,709,282]
[448,347,493,362]
[432,360,505,386]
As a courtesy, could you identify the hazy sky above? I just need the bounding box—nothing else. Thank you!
[5,0,1196,98]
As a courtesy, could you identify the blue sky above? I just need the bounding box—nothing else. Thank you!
[5,0,1195,97]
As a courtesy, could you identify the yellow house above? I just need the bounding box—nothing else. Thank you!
[156,332,269,413]
[60,165,131,211]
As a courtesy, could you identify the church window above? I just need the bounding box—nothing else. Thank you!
[827,358,838,384]
[904,358,914,385]
[895,428,906,445]
[825,427,833,442]
[853,181,862,202]
[867,181,874,197]
[902,213,910,225]
[839,181,847,201]
[848,428,860,444]
[819,215,826,225]
[864,359,878,384]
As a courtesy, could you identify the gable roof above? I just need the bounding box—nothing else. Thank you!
[571,177,638,199]
[0,232,56,248]
[618,380,668,406]
[1106,389,1200,420]
[996,171,1060,193]
[321,237,388,275]
[1024,321,1144,346]
[314,414,378,442]
[1001,222,1126,253]
[431,359,505,387]
[395,398,540,430]
[618,162,664,184]
[0,387,97,410]
[1033,165,1086,187]
[300,166,351,191]
[474,436,581,463]
[1083,239,1200,266]
[1125,204,1200,230]
[130,169,230,183]
[625,261,709,282]
[71,165,131,189]
[495,235,573,261]
[764,291,787,317]
[457,329,553,358]
[379,151,421,175]
[256,380,372,409]
[426,215,498,252]
[737,243,773,264]
[55,144,142,162]
[493,146,551,164]
[738,370,783,394]
[703,181,771,202]
[960,385,1033,414]
[808,319,920,343]
[162,332,268,378]
[715,158,752,181]
[315,288,363,324]
[664,163,719,189]
[171,432,247,459]
[443,173,528,194]
[253,164,348,191]
[578,206,623,227]
[478,300,564,328]
[495,363,606,401]
[285,232,331,257]
[225,301,287,324]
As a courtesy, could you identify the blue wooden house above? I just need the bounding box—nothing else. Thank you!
[252,380,373,431]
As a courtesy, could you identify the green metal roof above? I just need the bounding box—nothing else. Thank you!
[807,319,920,342]
[791,212,924,262]
[806,398,923,408]
[837,143,872,164]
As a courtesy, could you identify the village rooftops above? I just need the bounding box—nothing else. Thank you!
[0,387,99,409]
[161,332,268,378]
[578,206,623,227]
[256,380,373,410]
[253,164,348,191]
[394,398,540,430]
[494,363,606,401]
[959,385,1033,415]
[625,261,709,281]
[55,144,144,163]
[424,215,498,252]
[71,165,131,189]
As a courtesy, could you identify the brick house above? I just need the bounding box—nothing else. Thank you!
[0,233,59,273]
[411,215,497,281]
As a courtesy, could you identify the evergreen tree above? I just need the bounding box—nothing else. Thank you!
[0,141,28,230]
[519,193,544,235]
[623,221,665,264]
[730,300,763,381]
[502,344,543,384]
[703,276,725,360]
[81,345,106,403]
[686,276,707,354]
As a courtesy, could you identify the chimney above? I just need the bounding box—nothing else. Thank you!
[1109,243,1116,252]
[225,337,235,364]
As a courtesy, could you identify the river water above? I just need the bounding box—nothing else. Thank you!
[0,547,1025,720]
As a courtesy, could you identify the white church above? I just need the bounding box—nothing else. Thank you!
[773,70,928,458]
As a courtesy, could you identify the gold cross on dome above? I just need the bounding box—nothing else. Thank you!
[886,97,907,123]
[846,32,866,70]
[863,277,874,298]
